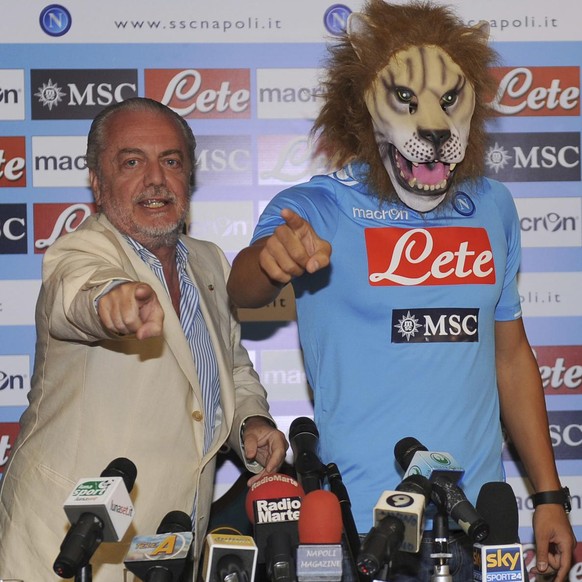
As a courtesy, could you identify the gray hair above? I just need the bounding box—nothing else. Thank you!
[86,97,196,187]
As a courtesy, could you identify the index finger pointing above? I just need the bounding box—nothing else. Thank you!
[281,208,306,232]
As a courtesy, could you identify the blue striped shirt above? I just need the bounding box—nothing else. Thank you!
[125,236,220,453]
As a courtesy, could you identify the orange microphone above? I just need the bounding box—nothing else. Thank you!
[296,490,343,582]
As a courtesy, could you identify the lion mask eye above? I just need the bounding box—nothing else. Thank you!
[441,90,458,111]
[395,87,417,113]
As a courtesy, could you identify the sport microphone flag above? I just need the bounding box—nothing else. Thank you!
[473,481,525,582]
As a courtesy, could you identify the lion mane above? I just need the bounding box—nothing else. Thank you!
[312,0,499,203]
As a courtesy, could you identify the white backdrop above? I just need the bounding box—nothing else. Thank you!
[0,1,581,577]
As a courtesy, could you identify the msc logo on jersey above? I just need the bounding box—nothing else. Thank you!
[392,308,479,343]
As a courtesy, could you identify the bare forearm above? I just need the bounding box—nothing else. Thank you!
[227,243,285,308]
[496,320,560,491]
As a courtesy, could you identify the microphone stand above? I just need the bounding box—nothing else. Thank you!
[75,564,92,582]
[430,508,452,582]
[325,463,367,582]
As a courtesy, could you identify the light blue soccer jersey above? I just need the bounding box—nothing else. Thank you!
[252,163,522,531]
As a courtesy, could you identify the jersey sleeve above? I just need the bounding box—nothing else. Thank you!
[251,177,340,244]
[492,181,523,321]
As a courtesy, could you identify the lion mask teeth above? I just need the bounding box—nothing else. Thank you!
[394,148,454,191]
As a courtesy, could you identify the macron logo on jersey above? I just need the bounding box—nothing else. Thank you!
[365,227,496,286]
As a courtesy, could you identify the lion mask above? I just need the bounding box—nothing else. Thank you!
[313,0,498,212]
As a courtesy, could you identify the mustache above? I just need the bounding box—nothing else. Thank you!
[135,185,177,204]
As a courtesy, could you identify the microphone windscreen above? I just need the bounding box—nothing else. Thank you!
[298,490,343,544]
[101,457,137,492]
[393,437,427,471]
[245,473,305,523]
[289,416,319,441]
[156,510,192,534]
[476,481,519,545]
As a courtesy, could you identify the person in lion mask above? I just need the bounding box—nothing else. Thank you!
[228,1,575,580]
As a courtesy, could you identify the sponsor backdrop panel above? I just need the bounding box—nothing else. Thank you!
[1,1,581,574]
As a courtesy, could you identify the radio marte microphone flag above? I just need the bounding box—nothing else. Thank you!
[246,473,304,581]
[473,482,525,582]
[53,457,137,579]
[296,489,343,582]
[124,510,194,582]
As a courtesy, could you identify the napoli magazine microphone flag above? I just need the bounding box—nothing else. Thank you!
[296,489,343,582]
[473,482,525,582]
[53,457,137,579]
[124,510,194,582]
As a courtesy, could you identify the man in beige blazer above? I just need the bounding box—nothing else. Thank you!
[0,97,288,581]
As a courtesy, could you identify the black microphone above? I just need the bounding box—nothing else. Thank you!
[325,462,362,580]
[394,437,488,543]
[289,417,325,493]
[53,457,137,579]
[394,437,464,483]
[202,528,258,582]
[431,476,488,543]
[265,530,296,582]
[372,474,432,553]
[124,510,194,582]
[217,554,248,582]
[473,482,525,581]
[356,514,405,578]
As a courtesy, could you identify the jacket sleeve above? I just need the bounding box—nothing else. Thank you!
[40,221,136,342]
[209,243,276,473]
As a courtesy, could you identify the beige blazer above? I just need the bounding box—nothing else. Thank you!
[0,214,272,581]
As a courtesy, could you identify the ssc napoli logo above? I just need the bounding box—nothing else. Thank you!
[452,191,475,216]
[429,452,451,466]
[323,4,352,36]
[39,5,72,37]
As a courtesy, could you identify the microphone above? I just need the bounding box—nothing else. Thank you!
[473,482,525,581]
[325,462,361,580]
[394,437,488,543]
[202,528,258,582]
[373,474,432,553]
[124,510,194,582]
[296,490,343,582]
[289,417,325,493]
[394,437,464,483]
[245,473,304,581]
[356,514,405,578]
[431,477,488,543]
[53,457,137,579]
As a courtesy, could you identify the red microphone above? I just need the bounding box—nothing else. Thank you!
[245,473,304,581]
[298,490,342,544]
[296,490,344,582]
[245,473,305,524]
